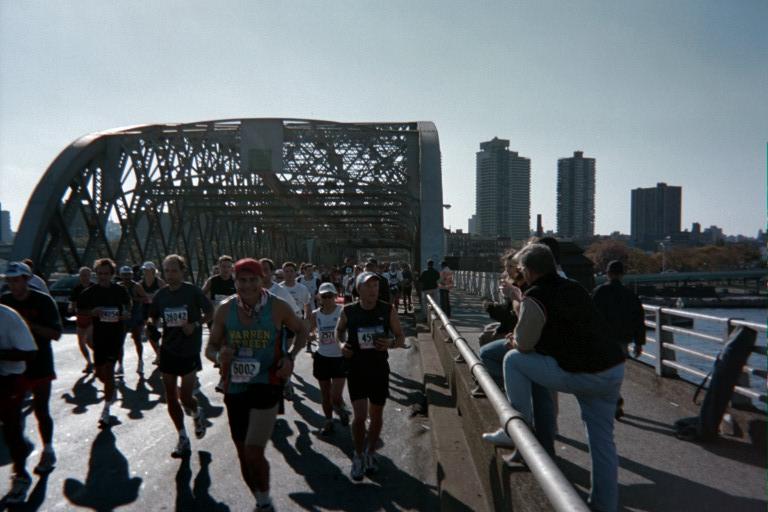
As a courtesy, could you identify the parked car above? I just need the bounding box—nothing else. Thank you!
[49,274,89,323]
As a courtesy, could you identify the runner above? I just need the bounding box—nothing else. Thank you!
[384,262,402,313]
[1,261,62,476]
[77,258,131,427]
[205,258,307,512]
[400,263,414,313]
[297,263,319,309]
[336,271,405,481]
[309,282,350,434]
[0,304,37,505]
[119,266,149,374]
[202,255,236,310]
[69,266,94,373]
[139,261,165,364]
[279,262,312,393]
[341,266,356,304]
[148,254,213,458]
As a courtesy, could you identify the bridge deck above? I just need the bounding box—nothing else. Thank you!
[439,290,766,511]
[0,323,437,511]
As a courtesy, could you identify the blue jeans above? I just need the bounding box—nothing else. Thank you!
[479,340,556,455]
[503,350,624,512]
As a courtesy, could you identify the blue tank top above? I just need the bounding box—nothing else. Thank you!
[225,293,286,392]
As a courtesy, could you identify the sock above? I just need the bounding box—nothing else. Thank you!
[255,491,271,506]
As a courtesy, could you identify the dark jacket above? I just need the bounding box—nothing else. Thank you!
[525,273,625,373]
[592,279,646,347]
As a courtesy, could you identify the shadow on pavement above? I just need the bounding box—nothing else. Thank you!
[60,374,100,414]
[272,420,439,511]
[62,429,142,511]
[557,435,767,512]
[117,374,161,420]
[175,451,229,512]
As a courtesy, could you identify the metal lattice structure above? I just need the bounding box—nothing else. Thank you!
[12,119,444,283]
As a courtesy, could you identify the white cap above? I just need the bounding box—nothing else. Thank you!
[318,282,337,295]
[1,261,32,278]
[119,266,133,275]
[141,261,156,270]
[355,271,378,290]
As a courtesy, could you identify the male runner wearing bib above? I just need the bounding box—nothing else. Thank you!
[202,255,236,310]
[206,258,307,512]
[336,271,405,481]
[149,254,213,458]
[309,282,350,435]
[77,259,131,427]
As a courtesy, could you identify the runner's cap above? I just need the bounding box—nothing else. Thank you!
[119,266,133,276]
[141,261,156,271]
[318,282,337,295]
[355,271,378,290]
[234,258,265,278]
[1,261,32,278]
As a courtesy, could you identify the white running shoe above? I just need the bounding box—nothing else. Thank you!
[171,436,191,458]
[350,454,365,481]
[6,473,32,504]
[482,428,516,448]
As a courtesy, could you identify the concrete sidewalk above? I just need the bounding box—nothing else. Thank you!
[424,289,766,511]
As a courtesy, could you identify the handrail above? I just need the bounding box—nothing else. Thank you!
[425,294,590,512]
[454,270,767,405]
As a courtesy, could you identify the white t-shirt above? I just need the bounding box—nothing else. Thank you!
[0,304,37,375]
[313,305,343,358]
[268,282,299,313]
[297,275,319,307]
[280,282,312,317]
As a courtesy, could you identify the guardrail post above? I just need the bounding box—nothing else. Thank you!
[727,318,753,408]
[655,309,678,377]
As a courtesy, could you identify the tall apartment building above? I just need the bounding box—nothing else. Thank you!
[631,182,682,249]
[556,151,595,240]
[475,138,530,239]
[0,203,12,244]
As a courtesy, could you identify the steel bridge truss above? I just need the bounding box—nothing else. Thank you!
[12,119,444,283]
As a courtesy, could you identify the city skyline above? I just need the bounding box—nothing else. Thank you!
[0,1,765,239]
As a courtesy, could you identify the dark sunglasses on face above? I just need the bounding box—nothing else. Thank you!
[320,294,335,299]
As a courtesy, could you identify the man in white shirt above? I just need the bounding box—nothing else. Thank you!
[280,262,312,320]
[0,304,38,504]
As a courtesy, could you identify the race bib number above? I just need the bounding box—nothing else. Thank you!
[231,358,261,384]
[319,329,336,345]
[164,307,188,327]
[99,307,120,323]
[358,326,384,350]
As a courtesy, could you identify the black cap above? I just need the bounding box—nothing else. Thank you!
[606,260,624,274]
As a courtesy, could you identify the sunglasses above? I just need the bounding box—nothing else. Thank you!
[320,293,335,299]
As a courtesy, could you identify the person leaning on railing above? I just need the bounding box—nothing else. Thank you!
[482,243,626,512]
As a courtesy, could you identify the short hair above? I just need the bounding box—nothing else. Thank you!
[163,254,187,272]
[533,236,561,264]
[282,261,297,270]
[94,258,116,274]
[427,259,434,267]
[218,255,234,264]
[259,258,275,271]
[78,266,92,274]
[517,243,557,276]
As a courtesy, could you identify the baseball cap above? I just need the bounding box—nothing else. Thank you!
[141,261,156,271]
[2,261,32,278]
[318,282,337,295]
[606,260,624,274]
[355,271,378,290]
[234,258,265,278]
[119,266,133,276]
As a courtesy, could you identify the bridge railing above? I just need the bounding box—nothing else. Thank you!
[425,293,590,512]
[454,270,767,407]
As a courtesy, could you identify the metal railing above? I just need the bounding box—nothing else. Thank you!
[425,294,590,512]
[454,270,767,405]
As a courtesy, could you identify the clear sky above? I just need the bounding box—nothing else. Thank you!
[1,0,765,237]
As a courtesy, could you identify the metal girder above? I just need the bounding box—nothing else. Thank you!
[12,119,444,283]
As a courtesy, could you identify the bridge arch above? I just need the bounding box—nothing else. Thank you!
[12,119,444,283]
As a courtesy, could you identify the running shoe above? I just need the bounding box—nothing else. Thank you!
[34,450,57,475]
[5,473,32,504]
[334,405,350,426]
[254,502,275,511]
[350,454,365,482]
[320,419,334,436]
[171,436,191,459]
[194,408,206,439]
[364,451,379,476]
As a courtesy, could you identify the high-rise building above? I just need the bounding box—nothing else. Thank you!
[475,138,530,239]
[0,203,12,244]
[631,182,682,248]
[556,151,595,240]
[467,214,478,235]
